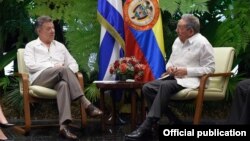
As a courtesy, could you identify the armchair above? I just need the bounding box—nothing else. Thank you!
[171,47,235,124]
[15,48,87,134]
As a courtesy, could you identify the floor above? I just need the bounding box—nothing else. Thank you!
[3,116,160,141]
[3,115,227,141]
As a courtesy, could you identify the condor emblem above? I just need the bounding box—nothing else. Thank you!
[124,0,160,30]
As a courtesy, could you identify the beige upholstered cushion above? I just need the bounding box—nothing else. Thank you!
[29,85,57,99]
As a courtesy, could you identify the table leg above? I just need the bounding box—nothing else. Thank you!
[100,89,105,130]
[131,90,137,130]
[111,92,116,126]
[141,91,146,121]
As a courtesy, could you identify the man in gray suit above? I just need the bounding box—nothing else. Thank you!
[125,14,215,140]
[24,15,103,140]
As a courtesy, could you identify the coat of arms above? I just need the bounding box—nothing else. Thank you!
[124,0,160,30]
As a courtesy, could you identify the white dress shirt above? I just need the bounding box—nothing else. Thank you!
[166,33,215,88]
[24,38,79,83]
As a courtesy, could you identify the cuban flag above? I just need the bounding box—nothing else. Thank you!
[124,0,166,82]
[97,0,125,80]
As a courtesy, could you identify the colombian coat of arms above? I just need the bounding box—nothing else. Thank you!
[124,0,160,30]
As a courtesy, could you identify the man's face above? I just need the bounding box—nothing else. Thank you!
[37,22,55,44]
[175,19,193,43]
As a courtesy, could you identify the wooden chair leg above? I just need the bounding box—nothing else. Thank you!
[13,97,31,135]
[80,102,87,128]
[24,99,31,134]
[193,98,203,124]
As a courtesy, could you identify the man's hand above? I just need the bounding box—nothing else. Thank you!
[173,67,187,78]
[167,66,187,78]
[167,66,177,75]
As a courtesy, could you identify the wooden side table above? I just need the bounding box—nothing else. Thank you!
[95,81,145,130]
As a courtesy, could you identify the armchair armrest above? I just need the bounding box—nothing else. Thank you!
[194,72,233,124]
[15,71,84,98]
[197,72,233,99]
[15,72,30,99]
[76,72,84,90]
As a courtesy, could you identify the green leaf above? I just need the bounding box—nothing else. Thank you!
[160,0,209,15]
[84,83,100,103]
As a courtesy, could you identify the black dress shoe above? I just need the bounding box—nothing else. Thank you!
[59,127,78,140]
[125,127,152,140]
[0,123,15,128]
[86,104,103,117]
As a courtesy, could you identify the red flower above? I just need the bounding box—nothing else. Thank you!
[113,60,120,69]
[119,63,128,74]
[109,66,115,74]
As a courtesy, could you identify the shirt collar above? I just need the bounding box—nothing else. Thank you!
[37,37,56,46]
[186,33,200,45]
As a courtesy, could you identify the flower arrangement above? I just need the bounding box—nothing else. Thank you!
[109,56,145,81]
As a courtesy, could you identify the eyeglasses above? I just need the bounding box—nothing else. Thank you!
[176,24,187,30]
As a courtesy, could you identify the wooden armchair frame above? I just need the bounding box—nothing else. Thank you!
[190,72,232,124]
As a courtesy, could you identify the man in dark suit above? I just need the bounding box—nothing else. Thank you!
[228,79,250,124]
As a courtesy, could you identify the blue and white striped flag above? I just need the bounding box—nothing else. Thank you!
[97,0,125,80]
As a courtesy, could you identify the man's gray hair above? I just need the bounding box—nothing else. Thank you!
[181,14,200,33]
[35,16,53,33]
